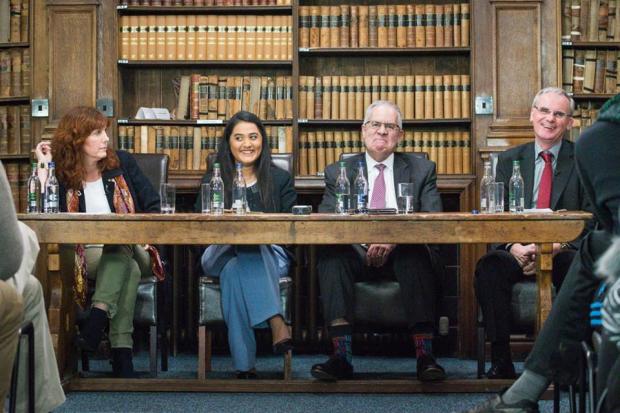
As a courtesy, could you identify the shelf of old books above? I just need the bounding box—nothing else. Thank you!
[117,118,292,126]
[1,0,32,214]
[298,47,470,56]
[297,119,471,126]
[117,5,292,14]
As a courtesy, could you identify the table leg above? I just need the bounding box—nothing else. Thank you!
[536,243,553,332]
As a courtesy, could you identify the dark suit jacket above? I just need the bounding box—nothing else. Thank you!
[495,140,595,248]
[318,152,442,213]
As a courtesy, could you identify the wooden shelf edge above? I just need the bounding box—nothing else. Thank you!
[0,42,29,49]
[118,119,292,126]
[298,119,471,126]
[118,59,292,67]
[117,5,292,15]
[0,96,30,103]
[299,47,470,55]
[570,93,615,100]
[0,154,31,160]
[562,40,620,48]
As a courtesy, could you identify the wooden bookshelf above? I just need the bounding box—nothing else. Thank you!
[116,5,293,15]
[0,42,29,49]
[117,118,292,126]
[298,47,471,56]
[0,96,30,103]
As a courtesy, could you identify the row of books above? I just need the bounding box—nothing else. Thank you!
[298,129,471,176]
[299,4,470,49]
[561,0,620,42]
[0,105,30,155]
[118,125,293,171]
[119,0,291,6]
[0,0,29,44]
[3,161,29,213]
[569,101,602,141]
[563,48,620,94]
[181,74,292,120]
[0,48,30,97]
[298,75,471,120]
[119,15,292,61]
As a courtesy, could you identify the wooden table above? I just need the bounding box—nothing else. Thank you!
[19,211,590,393]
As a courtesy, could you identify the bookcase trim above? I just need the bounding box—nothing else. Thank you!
[0,42,30,49]
[117,5,292,16]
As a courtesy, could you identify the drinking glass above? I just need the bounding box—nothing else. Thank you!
[494,182,505,213]
[397,182,414,214]
[160,183,176,214]
[200,183,211,214]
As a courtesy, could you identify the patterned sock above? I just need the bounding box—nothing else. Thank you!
[412,333,433,358]
[329,325,353,364]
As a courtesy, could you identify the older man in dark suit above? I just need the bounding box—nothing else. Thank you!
[310,100,446,382]
[475,87,595,380]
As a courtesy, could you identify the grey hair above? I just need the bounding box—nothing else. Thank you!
[532,87,575,116]
[597,236,620,284]
[363,100,403,129]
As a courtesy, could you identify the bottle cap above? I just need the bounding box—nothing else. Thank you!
[48,161,55,168]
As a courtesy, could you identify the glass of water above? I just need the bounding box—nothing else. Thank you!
[200,183,211,214]
[160,183,176,214]
[494,182,505,213]
[397,182,414,214]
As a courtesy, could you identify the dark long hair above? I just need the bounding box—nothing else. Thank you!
[216,111,274,209]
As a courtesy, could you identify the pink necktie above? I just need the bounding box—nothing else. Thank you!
[370,164,386,209]
[537,152,553,209]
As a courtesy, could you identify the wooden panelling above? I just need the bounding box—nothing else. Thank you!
[48,6,97,122]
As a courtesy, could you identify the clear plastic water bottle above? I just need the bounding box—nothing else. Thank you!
[210,163,225,215]
[335,161,350,214]
[44,161,59,213]
[232,162,247,215]
[509,160,525,213]
[26,162,41,213]
[479,160,495,214]
[353,161,368,214]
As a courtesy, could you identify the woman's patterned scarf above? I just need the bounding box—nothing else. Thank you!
[67,174,137,308]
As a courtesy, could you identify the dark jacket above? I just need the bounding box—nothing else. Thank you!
[495,140,595,249]
[576,94,620,234]
[319,152,442,213]
[59,150,160,213]
[194,164,297,213]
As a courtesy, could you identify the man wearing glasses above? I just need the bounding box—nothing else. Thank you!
[474,87,595,384]
[311,100,446,382]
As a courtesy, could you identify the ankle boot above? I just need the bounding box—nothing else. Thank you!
[111,348,137,378]
[77,307,108,352]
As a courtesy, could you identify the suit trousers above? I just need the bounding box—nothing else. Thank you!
[475,248,575,351]
[316,244,438,330]
[524,230,612,380]
[0,280,23,406]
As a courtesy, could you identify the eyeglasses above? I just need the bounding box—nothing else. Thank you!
[364,120,401,133]
[533,105,571,120]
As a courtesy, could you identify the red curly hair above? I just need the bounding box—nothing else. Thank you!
[51,106,119,190]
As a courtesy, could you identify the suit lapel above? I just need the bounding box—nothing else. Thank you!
[550,141,574,209]
[392,153,410,195]
[520,144,535,208]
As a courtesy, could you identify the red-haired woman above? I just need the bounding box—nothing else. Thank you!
[35,106,160,377]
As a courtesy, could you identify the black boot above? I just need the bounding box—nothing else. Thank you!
[111,348,138,378]
[76,307,108,352]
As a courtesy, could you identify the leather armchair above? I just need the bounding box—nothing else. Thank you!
[78,153,170,377]
[197,153,295,380]
[340,152,429,329]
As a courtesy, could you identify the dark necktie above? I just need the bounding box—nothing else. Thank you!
[370,164,386,209]
[536,152,553,209]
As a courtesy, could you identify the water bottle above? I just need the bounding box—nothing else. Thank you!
[26,162,41,213]
[479,160,495,214]
[210,163,225,215]
[44,161,59,213]
[232,162,247,215]
[353,161,368,214]
[509,160,525,213]
[335,161,350,214]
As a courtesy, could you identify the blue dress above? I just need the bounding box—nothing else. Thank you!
[197,166,297,371]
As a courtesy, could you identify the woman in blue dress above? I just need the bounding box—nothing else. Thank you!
[196,111,296,378]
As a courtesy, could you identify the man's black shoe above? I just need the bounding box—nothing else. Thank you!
[462,393,540,413]
[236,369,258,379]
[417,354,446,382]
[486,361,517,380]
[310,357,353,381]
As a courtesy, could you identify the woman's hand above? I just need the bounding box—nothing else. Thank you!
[35,141,53,165]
